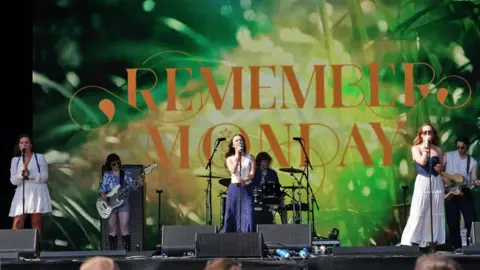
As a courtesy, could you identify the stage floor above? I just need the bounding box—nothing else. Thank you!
[2,254,480,270]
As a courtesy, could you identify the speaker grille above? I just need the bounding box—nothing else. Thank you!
[195,232,264,258]
[257,224,311,250]
[0,229,39,257]
[100,165,146,251]
[162,225,218,256]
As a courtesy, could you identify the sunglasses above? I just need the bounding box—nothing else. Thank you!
[111,161,121,167]
[421,130,433,135]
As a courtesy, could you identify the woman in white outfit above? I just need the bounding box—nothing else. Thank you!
[9,134,52,234]
[401,124,449,248]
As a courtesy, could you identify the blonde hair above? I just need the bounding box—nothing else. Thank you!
[204,258,242,270]
[80,256,120,270]
[414,254,460,270]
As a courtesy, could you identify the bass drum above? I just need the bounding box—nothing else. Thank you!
[261,180,282,205]
[253,186,263,204]
[254,204,274,225]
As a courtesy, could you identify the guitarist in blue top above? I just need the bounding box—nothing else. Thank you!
[99,153,137,251]
[443,137,479,253]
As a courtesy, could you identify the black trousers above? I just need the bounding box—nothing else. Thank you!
[445,189,477,250]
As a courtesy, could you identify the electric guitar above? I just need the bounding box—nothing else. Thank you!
[96,163,158,219]
[444,178,479,201]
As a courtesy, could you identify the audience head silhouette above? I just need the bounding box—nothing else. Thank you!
[415,254,461,270]
[204,258,242,270]
[80,256,120,270]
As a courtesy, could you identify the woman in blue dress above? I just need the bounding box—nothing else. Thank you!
[224,134,256,232]
[99,153,138,251]
[401,123,448,248]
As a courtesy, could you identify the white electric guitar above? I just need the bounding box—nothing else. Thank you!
[96,163,158,219]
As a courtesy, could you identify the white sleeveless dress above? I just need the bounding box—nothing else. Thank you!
[9,153,52,217]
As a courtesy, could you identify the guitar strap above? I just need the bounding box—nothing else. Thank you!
[466,155,471,182]
[120,169,125,187]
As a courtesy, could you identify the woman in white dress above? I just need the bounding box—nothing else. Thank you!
[401,124,449,248]
[9,134,52,234]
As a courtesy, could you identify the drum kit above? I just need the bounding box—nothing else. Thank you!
[198,137,319,235]
[195,166,319,233]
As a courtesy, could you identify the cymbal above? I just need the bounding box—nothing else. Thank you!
[219,178,231,187]
[196,174,225,179]
[279,167,304,174]
[281,186,306,190]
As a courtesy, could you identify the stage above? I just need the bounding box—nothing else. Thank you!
[2,253,480,270]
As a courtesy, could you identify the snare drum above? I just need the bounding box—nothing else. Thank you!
[261,180,281,205]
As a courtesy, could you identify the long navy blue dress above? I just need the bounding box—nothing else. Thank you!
[224,154,255,233]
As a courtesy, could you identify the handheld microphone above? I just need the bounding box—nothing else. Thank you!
[21,148,26,155]
[217,137,226,142]
[293,137,302,141]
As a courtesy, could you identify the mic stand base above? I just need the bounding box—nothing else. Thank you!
[429,242,437,254]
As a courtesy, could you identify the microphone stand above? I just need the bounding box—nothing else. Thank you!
[21,150,27,230]
[401,185,408,232]
[427,143,436,253]
[296,139,317,236]
[204,139,222,225]
[156,189,163,240]
[238,150,243,232]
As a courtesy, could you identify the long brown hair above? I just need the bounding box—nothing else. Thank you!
[413,123,439,146]
[224,134,248,159]
[13,133,33,156]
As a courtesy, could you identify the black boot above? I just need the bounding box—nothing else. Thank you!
[109,235,117,250]
[122,234,131,252]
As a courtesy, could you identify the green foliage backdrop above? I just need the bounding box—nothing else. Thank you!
[32,0,480,250]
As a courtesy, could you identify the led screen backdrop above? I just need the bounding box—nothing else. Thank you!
[32,0,480,251]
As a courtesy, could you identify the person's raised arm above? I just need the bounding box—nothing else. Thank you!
[226,156,238,174]
[412,145,428,166]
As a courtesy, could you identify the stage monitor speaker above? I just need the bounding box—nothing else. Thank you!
[195,232,264,258]
[0,252,19,262]
[254,205,274,225]
[257,224,311,250]
[470,221,479,246]
[100,165,146,251]
[463,245,480,255]
[332,246,420,256]
[0,229,39,257]
[161,225,218,256]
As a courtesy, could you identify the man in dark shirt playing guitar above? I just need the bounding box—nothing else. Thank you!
[443,137,479,253]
